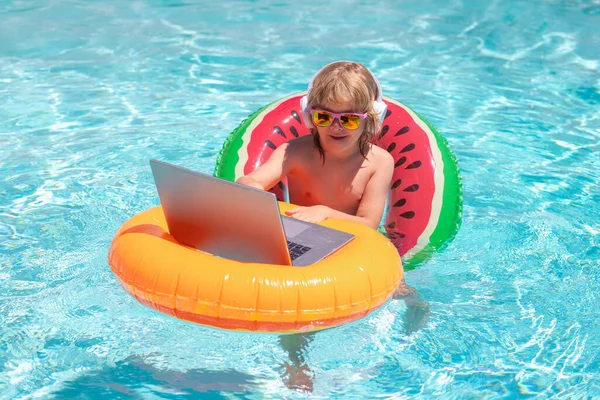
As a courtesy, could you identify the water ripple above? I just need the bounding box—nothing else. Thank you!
[1,0,600,398]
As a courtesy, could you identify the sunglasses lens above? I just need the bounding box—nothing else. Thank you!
[313,111,333,127]
[340,114,361,130]
[312,110,363,130]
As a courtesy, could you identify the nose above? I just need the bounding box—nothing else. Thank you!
[330,117,344,130]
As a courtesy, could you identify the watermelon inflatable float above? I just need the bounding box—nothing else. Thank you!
[214,94,462,269]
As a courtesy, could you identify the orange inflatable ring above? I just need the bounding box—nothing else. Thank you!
[108,202,402,333]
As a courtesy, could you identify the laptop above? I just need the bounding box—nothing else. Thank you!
[149,160,354,266]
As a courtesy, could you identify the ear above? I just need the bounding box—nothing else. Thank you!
[300,95,313,129]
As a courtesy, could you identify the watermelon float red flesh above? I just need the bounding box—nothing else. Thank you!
[215,95,310,200]
[374,100,438,259]
[214,94,462,268]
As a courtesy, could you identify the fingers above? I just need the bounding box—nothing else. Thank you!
[291,213,323,224]
[293,214,312,223]
[285,208,314,222]
[284,206,326,224]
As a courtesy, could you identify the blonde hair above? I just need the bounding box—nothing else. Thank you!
[306,61,382,159]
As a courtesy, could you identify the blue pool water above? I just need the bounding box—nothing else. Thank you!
[1,0,599,398]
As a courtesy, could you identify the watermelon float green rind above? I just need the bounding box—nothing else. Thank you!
[214,94,462,269]
[214,104,269,181]
[414,109,463,249]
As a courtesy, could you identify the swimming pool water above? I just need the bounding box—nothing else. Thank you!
[1,0,599,398]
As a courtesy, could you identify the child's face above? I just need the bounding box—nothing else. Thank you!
[313,101,365,155]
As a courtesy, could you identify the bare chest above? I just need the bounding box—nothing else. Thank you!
[288,160,373,214]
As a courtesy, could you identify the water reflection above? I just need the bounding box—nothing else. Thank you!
[51,355,257,399]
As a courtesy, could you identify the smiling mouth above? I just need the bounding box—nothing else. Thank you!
[330,135,347,140]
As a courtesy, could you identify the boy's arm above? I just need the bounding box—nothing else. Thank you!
[236,143,292,190]
[350,150,394,229]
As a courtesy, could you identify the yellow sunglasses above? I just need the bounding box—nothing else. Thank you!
[310,109,368,130]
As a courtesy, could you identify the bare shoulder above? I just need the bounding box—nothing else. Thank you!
[270,136,310,156]
[285,135,318,157]
[288,134,314,148]
[369,144,394,168]
[271,135,317,172]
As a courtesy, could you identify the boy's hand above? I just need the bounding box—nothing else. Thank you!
[285,205,331,224]
[393,282,417,299]
[393,281,430,335]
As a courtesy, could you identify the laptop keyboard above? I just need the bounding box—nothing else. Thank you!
[287,241,312,261]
